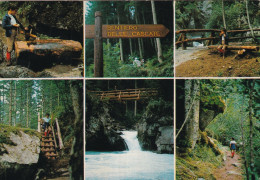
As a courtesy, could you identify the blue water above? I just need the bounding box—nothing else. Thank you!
[85,131,174,180]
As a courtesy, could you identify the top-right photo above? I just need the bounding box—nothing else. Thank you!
[175,0,260,77]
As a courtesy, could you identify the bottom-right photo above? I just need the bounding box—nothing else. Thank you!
[175,79,259,180]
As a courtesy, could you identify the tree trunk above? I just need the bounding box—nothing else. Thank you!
[134,80,137,117]
[248,80,255,175]
[14,81,16,126]
[245,0,256,42]
[117,8,124,62]
[135,6,143,60]
[151,0,163,63]
[69,80,83,180]
[240,94,250,180]
[26,83,29,128]
[9,81,12,126]
[222,0,227,29]
[106,18,111,56]
[15,39,82,60]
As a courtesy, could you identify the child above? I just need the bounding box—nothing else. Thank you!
[230,137,236,158]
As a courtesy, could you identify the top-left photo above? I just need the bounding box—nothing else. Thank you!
[0,2,83,78]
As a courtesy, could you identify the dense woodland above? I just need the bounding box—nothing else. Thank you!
[176,0,259,43]
[85,1,173,77]
[176,0,259,30]
[176,79,259,179]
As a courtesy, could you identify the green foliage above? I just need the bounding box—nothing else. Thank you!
[0,124,40,145]
[176,144,223,179]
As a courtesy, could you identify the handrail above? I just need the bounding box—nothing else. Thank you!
[51,126,58,149]
[55,118,64,150]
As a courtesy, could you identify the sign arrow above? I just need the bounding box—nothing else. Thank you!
[86,24,170,39]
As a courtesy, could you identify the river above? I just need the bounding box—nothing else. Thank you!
[85,131,174,180]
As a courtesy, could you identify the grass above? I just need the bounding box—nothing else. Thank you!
[176,144,223,180]
[0,124,40,145]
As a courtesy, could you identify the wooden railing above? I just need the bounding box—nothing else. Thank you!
[89,88,158,101]
[176,29,260,50]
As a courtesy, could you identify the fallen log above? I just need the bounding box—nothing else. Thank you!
[15,39,82,60]
[208,45,259,51]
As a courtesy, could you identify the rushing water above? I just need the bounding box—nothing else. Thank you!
[85,131,174,180]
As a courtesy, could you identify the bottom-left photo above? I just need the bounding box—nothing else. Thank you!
[0,80,83,180]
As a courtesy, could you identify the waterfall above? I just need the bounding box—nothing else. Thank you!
[120,131,141,151]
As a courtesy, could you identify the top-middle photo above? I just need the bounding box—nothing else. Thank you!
[85,1,173,78]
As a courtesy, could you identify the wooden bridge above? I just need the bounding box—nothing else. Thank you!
[38,113,64,160]
[89,88,158,101]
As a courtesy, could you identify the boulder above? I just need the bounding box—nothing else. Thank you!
[0,66,36,78]
[156,126,174,153]
[199,110,216,131]
[0,131,40,180]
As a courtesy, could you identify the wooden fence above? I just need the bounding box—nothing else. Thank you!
[176,29,260,50]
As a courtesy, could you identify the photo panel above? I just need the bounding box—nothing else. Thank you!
[175,79,259,179]
[85,79,174,179]
[85,1,174,77]
[175,1,260,77]
[0,80,83,180]
[0,2,84,78]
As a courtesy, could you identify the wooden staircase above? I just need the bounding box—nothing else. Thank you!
[38,114,64,160]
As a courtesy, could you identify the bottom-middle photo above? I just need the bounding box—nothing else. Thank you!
[85,79,174,180]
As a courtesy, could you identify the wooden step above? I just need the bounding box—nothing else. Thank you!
[42,140,55,142]
[41,148,55,152]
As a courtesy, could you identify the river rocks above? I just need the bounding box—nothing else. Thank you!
[0,131,40,180]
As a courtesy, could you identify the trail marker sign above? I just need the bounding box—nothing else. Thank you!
[86,11,170,77]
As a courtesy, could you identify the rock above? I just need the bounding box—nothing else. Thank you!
[86,101,127,151]
[0,131,40,180]
[0,65,36,78]
[199,110,216,131]
[227,171,241,176]
[156,126,174,153]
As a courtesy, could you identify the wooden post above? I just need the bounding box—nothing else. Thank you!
[181,33,187,50]
[38,112,41,133]
[94,11,103,77]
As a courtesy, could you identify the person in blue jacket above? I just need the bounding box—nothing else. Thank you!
[2,5,27,65]
[230,137,236,158]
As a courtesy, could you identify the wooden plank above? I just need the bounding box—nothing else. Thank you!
[86,24,169,39]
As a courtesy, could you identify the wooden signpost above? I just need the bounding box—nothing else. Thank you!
[86,11,170,77]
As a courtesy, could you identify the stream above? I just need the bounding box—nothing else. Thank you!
[85,131,174,180]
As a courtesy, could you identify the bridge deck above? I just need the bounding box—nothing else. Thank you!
[89,88,158,101]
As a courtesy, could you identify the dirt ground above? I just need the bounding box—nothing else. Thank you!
[0,26,83,78]
[213,147,243,180]
[175,48,260,77]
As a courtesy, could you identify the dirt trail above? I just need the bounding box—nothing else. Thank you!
[214,147,244,180]
[175,48,259,77]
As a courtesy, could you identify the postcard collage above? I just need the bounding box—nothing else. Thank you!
[0,0,259,180]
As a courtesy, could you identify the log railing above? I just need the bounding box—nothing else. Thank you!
[55,118,64,150]
[89,88,158,101]
[176,29,260,50]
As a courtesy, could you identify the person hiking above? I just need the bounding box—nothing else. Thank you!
[42,113,51,136]
[230,137,236,158]
[2,5,27,66]
[217,28,229,57]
